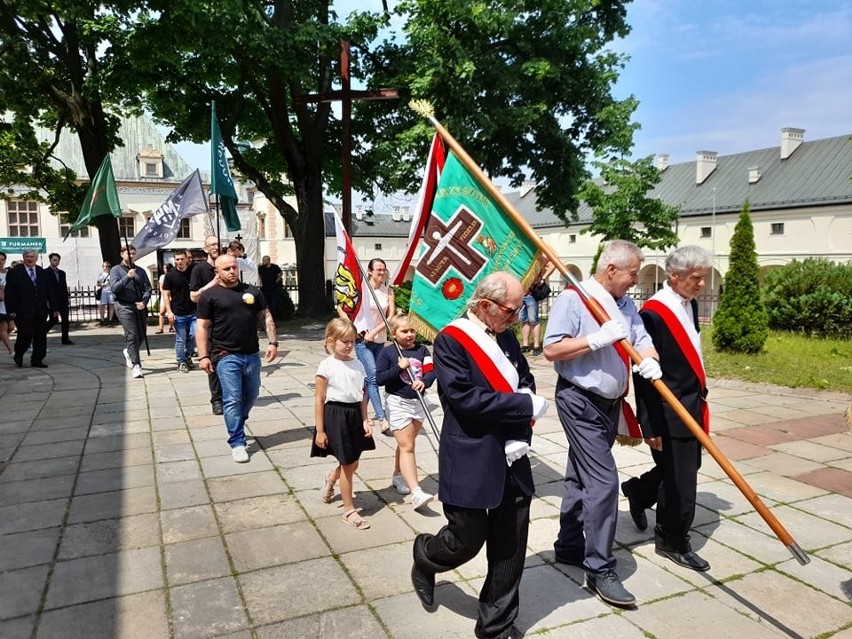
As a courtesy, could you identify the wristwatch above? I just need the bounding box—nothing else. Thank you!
[269,341,279,347]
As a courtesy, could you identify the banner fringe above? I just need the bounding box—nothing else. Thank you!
[616,434,644,447]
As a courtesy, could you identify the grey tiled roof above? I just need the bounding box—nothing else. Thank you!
[38,115,195,182]
[479,132,852,229]
[324,211,415,237]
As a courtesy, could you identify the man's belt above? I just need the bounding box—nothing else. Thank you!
[557,376,621,413]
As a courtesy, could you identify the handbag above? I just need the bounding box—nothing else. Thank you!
[530,279,551,301]
[95,287,103,301]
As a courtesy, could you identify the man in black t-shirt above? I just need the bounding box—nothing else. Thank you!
[196,254,279,463]
[190,235,223,413]
[162,249,196,372]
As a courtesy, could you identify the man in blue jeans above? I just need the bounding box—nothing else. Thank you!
[162,249,196,373]
[196,254,279,463]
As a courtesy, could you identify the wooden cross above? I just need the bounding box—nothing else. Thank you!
[295,40,399,233]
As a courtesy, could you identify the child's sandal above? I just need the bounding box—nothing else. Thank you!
[321,471,336,503]
[342,508,370,530]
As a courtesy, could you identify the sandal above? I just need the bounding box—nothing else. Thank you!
[342,508,370,530]
[321,471,336,503]
[154,329,164,334]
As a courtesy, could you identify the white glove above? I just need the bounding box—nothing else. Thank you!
[505,440,530,466]
[517,388,549,420]
[587,320,629,351]
[633,357,663,380]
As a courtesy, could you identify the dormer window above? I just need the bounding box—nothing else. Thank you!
[136,148,164,178]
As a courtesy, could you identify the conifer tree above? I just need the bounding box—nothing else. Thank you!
[712,201,769,353]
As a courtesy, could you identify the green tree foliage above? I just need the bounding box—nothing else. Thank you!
[579,155,680,250]
[763,259,852,338]
[0,2,131,263]
[712,201,769,353]
[119,0,637,316]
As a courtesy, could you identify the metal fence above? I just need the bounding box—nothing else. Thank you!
[66,284,719,324]
[66,284,304,323]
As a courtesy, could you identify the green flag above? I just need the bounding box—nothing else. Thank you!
[67,155,121,235]
[210,101,241,232]
[409,152,541,339]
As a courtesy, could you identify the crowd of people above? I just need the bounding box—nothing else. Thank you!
[1,238,714,639]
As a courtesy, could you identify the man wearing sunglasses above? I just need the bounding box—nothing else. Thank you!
[411,271,549,639]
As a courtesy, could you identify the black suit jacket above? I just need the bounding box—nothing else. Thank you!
[433,322,537,509]
[5,264,56,321]
[47,267,70,309]
[634,298,706,439]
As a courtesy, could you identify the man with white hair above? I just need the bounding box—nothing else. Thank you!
[5,249,58,368]
[543,239,661,608]
[626,245,713,572]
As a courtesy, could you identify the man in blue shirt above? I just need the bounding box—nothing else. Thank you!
[543,240,661,608]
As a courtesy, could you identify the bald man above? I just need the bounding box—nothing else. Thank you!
[196,255,278,463]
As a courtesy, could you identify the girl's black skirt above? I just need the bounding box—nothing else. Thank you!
[310,401,376,464]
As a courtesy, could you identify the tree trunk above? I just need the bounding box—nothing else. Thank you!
[291,205,332,318]
[75,109,121,266]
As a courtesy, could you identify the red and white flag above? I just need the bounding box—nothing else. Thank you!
[332,211,371,331]
[390,134,446,286]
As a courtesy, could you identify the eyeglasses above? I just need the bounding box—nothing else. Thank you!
[488,299,521,317]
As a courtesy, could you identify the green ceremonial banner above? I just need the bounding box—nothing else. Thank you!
[67,155,121,235]
[409,152,541,338]
[210,101,241,232]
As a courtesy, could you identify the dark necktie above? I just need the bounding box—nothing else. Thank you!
[29,267,37,285]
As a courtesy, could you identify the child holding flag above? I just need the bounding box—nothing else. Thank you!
[376,313,436,511]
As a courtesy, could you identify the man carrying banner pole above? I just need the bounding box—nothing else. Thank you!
[407,99,809,567]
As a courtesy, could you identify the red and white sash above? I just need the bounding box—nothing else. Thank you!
[441,317,519,393]
[642,294,710,433]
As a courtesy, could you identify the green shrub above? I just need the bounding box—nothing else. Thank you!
[712,201,769,353]
[394,279,412,313]
[763,259,852,338]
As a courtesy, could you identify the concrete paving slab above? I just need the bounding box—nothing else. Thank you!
[35,590,169,639]
[0,497,68,534]
[0,564,51,620]
[170,577,249,639]
[227,521,328,571]
[160,504,220,544]
[58,513,160,559]
[254,605,387,639]
[735,504,852,552]
[165,536,233,586]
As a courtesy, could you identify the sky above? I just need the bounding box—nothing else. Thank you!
[174,0,852,176]
[616,0,852,163]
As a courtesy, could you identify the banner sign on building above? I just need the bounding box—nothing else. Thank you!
[0,237,47,253]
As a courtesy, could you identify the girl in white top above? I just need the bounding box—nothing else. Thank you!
[313,318,376,530]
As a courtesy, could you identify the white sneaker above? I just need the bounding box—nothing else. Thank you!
[123,348,132,368]
[392,473,410,495]
[231,445,249,463]
[411,489,434,511]
[131,364,143,379]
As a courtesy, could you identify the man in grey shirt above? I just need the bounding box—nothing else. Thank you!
[543,240,661,608]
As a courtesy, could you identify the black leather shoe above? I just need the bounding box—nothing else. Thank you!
[61,339,74,345]
[14,355,23,367]
[586,569,636,607]
[212,402,223,415]
[655,545,710,572]
[411,562,435,608]
[31,361,48,368]
[621,480,648,531]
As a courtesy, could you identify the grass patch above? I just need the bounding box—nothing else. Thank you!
[702,327,852,394]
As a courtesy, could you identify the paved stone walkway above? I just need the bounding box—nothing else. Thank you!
[1,324,850,639]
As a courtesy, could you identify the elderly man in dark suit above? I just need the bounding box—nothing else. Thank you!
[45,252,74,345]
[410,271,549,639]
[5,249,58,368]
